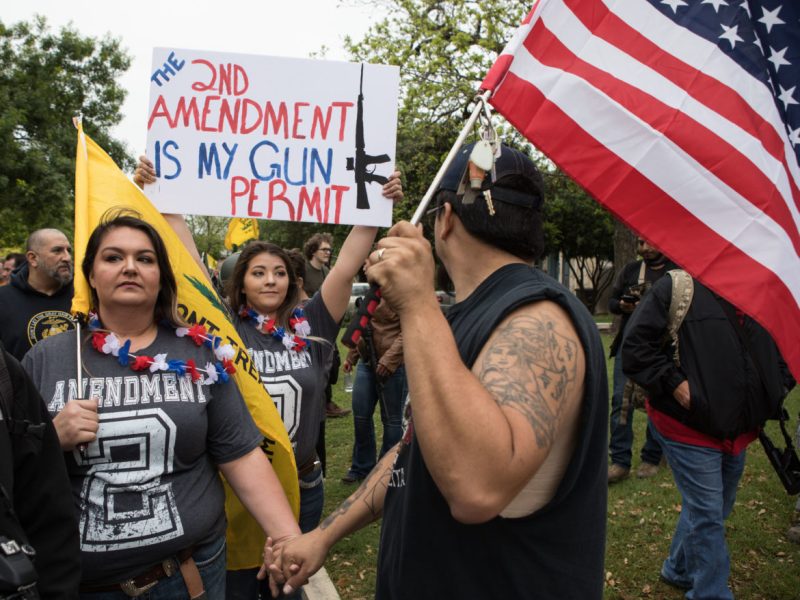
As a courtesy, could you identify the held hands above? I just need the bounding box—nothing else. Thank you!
[53,398,99,451]
[366,221,436,316]
[673,380,691,410]
[619,300,637,314]
[263,530,329,597]
[258,534,299,597]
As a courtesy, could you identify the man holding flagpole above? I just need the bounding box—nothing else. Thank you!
[268,143,608,599]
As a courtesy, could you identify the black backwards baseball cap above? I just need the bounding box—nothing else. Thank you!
[436,142,545,210]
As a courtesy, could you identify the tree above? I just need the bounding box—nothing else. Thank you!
[345,0,531,218]
[185,215,228,260]
[613,220,638,283]
[0,17,132,248]
[344,0,616,306]
[542,167,615,314]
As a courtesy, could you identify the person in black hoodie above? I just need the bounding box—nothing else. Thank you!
[622,274,794,600]
[0,229,74,361]
[0,341,81,598]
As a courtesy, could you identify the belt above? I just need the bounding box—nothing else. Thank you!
[80,547,204,598]
[297,455,321,478]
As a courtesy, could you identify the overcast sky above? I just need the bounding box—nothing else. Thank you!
[3,0,382,154]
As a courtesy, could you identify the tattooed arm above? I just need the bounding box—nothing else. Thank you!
[363,222,585,522]
[398,298,585,524]
[266,445,399,595]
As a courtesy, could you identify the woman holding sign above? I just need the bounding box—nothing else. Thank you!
[21,212,301,599]
[135,156,403,598]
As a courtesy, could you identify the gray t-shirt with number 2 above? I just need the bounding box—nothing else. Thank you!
[22,325,261,584]
[235,292,339,467]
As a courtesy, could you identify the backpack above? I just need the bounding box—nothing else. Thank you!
[620,270,693,421]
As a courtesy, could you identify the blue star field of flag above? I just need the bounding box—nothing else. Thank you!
[647,0,800,166]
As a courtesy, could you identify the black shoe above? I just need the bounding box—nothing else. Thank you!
[341,473,364,484]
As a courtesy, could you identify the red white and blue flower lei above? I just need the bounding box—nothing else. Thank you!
[239,306,311,351]
[87,313,236,385]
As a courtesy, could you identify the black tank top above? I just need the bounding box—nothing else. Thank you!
[376,264,608,599]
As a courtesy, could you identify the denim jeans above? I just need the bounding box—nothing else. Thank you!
[226,466,323,600]
[298,466,325,533]
[609,354,663,467]
[80,536,226,600]
[347,363,407,479]
[651,424,746,600]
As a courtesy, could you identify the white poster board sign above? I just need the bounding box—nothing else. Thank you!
[145,48,400,227]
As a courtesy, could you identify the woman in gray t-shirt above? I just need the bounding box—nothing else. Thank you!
[22,214,300,599]
[224,187,403,599]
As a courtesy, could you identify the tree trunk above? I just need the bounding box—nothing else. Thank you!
[610,219,637,329]
[613,219,638,278]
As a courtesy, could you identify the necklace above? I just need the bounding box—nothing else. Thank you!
[87,313,236,385]
[239,305,311,351]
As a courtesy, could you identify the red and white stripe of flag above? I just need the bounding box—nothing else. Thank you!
[483,0,800,380]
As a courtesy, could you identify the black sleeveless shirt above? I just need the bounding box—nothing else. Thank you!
[376,264,608,599]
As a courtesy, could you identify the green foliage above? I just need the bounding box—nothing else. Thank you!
[344,0,615,288]
[185,215,228,259]
[345,0,530,229]
[542,165,615,312]
[0,16,133,248]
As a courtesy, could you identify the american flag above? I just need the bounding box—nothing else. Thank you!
[482,0,800,380]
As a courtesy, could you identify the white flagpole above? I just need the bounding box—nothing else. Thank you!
[409,90,492,225]
[76,320,83,396]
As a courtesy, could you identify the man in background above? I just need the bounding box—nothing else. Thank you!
[302,233,333,298]
[607,238,674,483]
[623,273,793,598]
[0,253,26,286]
[341,298,407,484]
[0,230,74,361]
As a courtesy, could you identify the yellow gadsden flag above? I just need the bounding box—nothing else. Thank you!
[224,218,260,251]
[73,122,299,569]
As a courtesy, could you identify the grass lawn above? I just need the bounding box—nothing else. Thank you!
[317,334,800,599]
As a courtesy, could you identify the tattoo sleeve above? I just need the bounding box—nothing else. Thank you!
[319,449,397,531]
[478,313,579,448]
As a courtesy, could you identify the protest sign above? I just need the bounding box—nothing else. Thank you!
[145,48,400,227]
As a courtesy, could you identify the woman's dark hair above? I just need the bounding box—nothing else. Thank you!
[228,241,301,328]
[82,210,184,326]
[286,249,307,282]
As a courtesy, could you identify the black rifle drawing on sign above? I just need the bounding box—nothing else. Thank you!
[347,64,391,209]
